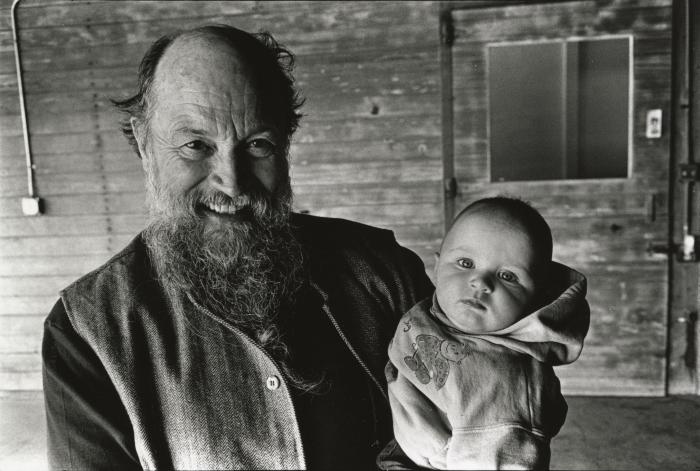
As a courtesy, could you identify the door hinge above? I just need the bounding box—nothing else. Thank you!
[678,311,698,371]
[679,163,700,182]
[440,11,454,47]
[647,241,677,256]
[647,235,700,262]
[444,177,457,199]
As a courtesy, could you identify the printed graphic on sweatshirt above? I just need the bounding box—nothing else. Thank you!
[403,333,473,389]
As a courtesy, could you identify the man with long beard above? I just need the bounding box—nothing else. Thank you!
[41,25,433,470]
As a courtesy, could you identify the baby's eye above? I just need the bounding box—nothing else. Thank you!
[456,258,474,269]
[245,138,276,159]
[498,270,518,283]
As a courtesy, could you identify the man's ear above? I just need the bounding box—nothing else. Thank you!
[130,117,149,166]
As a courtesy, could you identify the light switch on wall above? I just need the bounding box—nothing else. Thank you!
[21,197,43,216]
[646,109,662,138]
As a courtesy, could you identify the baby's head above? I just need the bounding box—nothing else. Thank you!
[434,197,552,334]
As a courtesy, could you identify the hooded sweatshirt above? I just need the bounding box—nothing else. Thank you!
[385,262,589,470]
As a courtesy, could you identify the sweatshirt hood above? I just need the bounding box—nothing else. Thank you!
[431,261,590,365]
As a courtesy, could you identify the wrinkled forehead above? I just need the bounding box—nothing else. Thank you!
[150,35,264,116]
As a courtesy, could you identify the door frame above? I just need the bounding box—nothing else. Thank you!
[667,0,700,394]
[438,0,700,395]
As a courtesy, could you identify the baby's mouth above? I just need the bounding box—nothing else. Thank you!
[460,298,486,311]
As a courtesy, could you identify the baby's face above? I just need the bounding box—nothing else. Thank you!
[434,210,541,334]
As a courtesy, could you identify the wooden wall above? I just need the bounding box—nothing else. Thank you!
[0,0,444,390]
[1,0,695,397]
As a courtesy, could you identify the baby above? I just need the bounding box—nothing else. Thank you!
[379,197,590,470]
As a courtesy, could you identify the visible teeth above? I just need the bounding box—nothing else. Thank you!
[206,203,237,214]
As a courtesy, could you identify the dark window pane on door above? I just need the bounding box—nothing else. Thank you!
[575,38,630,178]
[488,42,564,182]
[487,37,630,182]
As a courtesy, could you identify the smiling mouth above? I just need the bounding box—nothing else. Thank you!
[460,298,486,311]
[201,202,239,215]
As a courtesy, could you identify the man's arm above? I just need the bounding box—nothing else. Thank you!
[396,243,434,302]
[42,299,140,470]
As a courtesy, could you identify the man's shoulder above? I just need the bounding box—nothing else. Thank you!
[292,212,397,248]
[60,234,150,303]
[293,212,432,294]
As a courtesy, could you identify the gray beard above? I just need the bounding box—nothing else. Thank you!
[144,207,302,338]
[142,171,324,392]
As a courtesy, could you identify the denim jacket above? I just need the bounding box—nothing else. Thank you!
[51,214,433,470]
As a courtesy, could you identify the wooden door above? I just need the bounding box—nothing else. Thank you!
[443,0,674,395]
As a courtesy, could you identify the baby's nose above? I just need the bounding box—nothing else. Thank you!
[470,273,493,293]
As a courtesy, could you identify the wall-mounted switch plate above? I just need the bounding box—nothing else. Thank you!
[646,109,662,138]
[21,196,43,216]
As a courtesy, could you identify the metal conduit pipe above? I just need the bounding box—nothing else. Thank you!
[11,0,42,215]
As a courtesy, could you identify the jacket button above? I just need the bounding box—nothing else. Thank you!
[266,375,280,390]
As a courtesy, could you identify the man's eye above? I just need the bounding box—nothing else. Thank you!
[179,140,212,160]
[184,140,207,151]
[498,271,518,282]
[246,138,275,158]
[456,258,474,269]
[179,140,212,158]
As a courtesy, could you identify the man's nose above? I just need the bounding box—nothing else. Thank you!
[469,273,493,293]
[209,150,241,198]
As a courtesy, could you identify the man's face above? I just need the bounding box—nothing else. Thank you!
[136,34,306,385]
[134,35,287,229]
[434,209,540,334]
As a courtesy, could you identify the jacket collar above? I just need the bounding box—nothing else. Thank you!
[290,214,389,397]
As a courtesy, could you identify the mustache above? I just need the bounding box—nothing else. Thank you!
[144,154,293,225]
[185,187,270,215]
[199,192,252,209]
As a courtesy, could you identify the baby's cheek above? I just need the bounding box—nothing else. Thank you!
[434,282,447,306]
[435,284,460,319]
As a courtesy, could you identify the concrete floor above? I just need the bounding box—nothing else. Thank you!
[1,391,699,470]
[550,395,700,470]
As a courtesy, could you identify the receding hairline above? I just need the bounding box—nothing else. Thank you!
[112,24,305,159]
[142,29,280,138]
[149,31,253,95]
[160,25,262,58]
[164,29,251,59]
